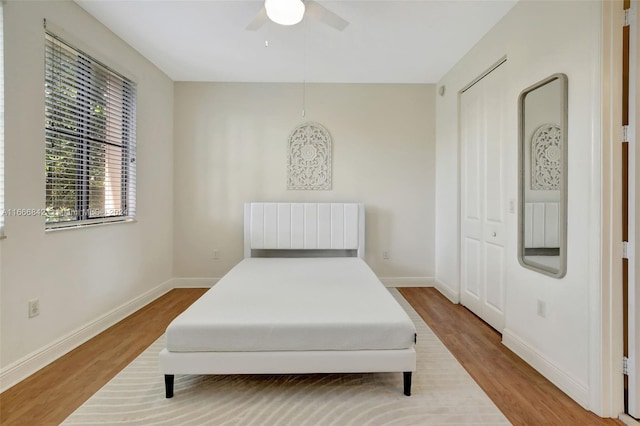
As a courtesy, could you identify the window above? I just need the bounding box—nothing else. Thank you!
[45,32,136,228]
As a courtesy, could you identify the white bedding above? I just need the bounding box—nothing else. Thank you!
[166,257,416,352]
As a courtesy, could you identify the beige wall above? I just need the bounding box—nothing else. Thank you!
[174,83,435,283]
[0,0,174,385]
[435,0,607,415]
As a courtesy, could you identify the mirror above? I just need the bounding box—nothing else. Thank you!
[518,73,568,278]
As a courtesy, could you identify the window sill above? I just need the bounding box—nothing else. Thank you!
[45,218,137,233]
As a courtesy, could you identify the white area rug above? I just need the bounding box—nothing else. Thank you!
[63,290,510,425]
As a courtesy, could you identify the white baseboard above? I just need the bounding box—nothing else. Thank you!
[0,278,173,393]
[618,413,640,426]
[379,277,434,288]
[619,413,640,426]
[172,277,219,288]
[433,278,460,303]
[502,328,590,410]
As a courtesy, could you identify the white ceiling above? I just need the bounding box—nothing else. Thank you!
[75,0,517,83]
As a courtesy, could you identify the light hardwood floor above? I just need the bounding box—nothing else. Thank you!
[0,287,624,425]
[399,288,623,426]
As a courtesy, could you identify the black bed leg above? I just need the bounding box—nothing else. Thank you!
[403,372,412,396]
[165,374,174,398]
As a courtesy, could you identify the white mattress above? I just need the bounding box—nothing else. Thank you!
[166,258,416,352]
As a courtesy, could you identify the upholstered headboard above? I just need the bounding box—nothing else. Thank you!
[524,202,560,249]
[244,203,365,259]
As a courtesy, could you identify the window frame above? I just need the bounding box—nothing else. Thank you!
[44,31,137,230]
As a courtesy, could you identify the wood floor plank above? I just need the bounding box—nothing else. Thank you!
[0,287,624,425]
[399,287,623,426]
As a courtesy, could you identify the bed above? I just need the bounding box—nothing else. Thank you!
[159,202,417,398]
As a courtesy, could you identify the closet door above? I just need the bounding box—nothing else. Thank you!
[460,62,507,332]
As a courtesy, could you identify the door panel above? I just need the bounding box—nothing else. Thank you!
[460,61,507,332]
[463,89,483,222]
[484,65,507,226]
[484,242,505,330]
[464,237,482,298]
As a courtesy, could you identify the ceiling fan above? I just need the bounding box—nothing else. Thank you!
[246,0,349,31]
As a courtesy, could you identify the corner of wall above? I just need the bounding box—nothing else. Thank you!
[172,278,219,288]
[433,278,460,304]
[502,328,590,410]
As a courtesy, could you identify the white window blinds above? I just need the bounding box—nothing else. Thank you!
[45,32,136,228]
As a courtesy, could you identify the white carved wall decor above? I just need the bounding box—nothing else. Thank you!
[531,123,562,190]
[287,122,332,190]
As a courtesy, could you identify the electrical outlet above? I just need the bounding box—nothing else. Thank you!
[383,251,390,260]
[537,299,546,318]
[28,299,40,318]
[213,250,220,260]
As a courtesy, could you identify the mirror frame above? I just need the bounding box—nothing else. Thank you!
[517,73,568,278]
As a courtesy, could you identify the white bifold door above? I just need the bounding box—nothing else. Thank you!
[460,61,508,332]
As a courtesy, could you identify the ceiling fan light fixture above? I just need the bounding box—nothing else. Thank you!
[265,0,305,26]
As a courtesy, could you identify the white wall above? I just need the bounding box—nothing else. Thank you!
[174,83,435,285]
[0,0,174,387]
[435,0,605,414]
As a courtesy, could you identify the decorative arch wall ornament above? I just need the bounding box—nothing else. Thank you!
[287,122,332,190]
[531,123,562,190]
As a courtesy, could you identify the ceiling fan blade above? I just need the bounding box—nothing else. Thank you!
[305,0,349,31]
[246,6,269,31]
